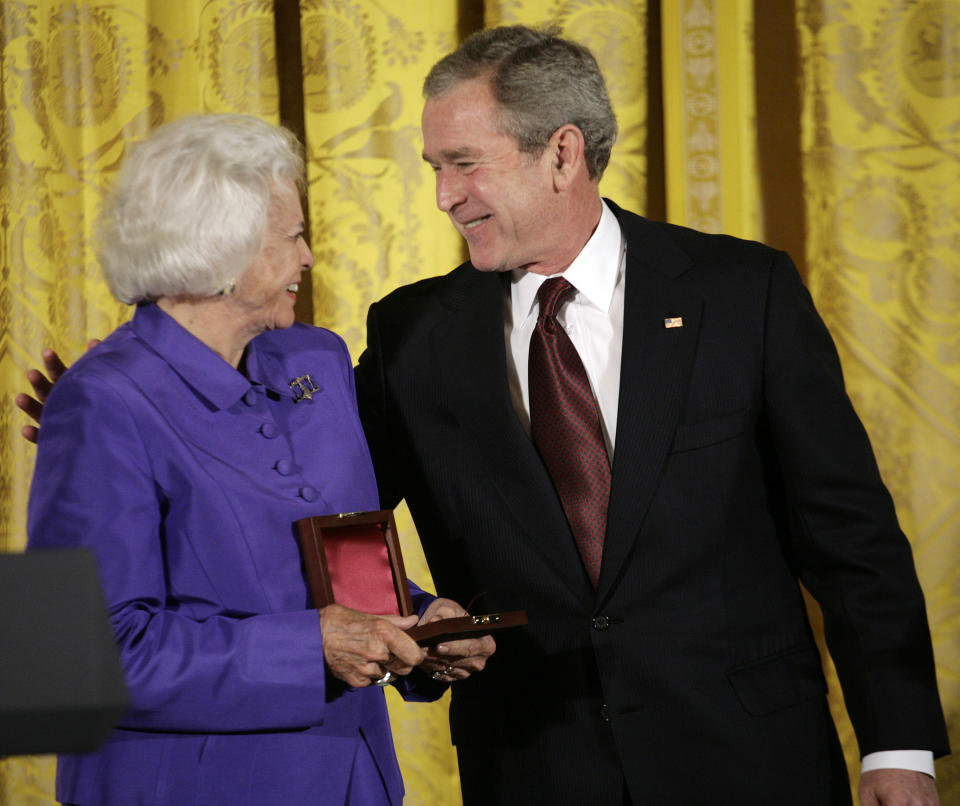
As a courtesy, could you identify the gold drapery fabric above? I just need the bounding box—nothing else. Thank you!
[796,0,960,797]
[661,1,960,800]
[1,2,957,804]
[661,0,761,239]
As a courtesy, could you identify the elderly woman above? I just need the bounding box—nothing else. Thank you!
[26,115,492,806]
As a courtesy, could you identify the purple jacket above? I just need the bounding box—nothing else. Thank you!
[28,303,438,806]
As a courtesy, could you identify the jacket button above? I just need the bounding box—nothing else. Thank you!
[274,458,292,476]
[600,704,610,722]
[298,486,317,502]
[259,422,278,439]
[243,389,258,406]
[592,615,610,631]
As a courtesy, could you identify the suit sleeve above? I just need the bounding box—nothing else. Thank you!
[27,369,331,734]
[761,251,948,757]
[355,301,406,511]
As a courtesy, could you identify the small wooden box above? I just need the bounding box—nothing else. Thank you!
[295,509,527,646]
[296,510,412,616]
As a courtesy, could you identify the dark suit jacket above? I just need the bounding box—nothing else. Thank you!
[355,202,948,805]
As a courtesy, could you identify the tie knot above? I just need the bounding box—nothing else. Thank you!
[537,277,574,320]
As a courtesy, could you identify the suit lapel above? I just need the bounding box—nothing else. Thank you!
[430,269,595,602]
[597,208,702,602]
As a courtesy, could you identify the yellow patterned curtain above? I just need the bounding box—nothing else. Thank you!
[661,0,760,238]
[661,0,960,801]
[797,0,960,797]
[2,2,958,805]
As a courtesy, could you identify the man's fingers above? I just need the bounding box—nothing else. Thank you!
[17,349,71,445]
[24,369,53,404]
[15,393,44,422]
[41,349,69,383]
[418,597,465,624]
[421,633,496,682]
[413,597,497,681]
[436,634,496,663]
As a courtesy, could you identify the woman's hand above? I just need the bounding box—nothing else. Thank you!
[319,604,426,688]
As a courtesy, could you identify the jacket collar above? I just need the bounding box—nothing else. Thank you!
[130,303,286,410]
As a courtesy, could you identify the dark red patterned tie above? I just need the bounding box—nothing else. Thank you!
[529,277,611,588]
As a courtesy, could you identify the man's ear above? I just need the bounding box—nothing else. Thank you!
[549,124,587,190]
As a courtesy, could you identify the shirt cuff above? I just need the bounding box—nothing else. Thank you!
[861,750,935,778]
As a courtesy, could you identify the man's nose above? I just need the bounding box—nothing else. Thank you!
[435,168,465,212]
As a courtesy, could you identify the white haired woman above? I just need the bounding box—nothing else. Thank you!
[25,114,493,806]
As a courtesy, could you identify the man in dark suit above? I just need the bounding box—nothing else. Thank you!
[17,24,949,806]
[354,25,948,806]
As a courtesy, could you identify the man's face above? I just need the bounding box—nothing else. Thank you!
[421,78,566,274]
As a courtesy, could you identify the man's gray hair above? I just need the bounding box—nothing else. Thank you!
[97,114,304,304]
[423,25,618,180]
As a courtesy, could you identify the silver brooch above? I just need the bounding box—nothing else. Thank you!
[289,374,320,402]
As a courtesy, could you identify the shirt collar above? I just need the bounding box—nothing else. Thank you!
[130,303,260,410]
[510,199,622,323]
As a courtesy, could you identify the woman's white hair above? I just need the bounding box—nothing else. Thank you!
[97,114,304,304]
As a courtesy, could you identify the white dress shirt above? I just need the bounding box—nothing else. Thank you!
[502,200,934,780]
[505,200,625,458]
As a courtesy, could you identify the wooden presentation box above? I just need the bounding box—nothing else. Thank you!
[296,510,526,646]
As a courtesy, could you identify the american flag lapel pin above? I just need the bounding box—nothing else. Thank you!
[663,315,684,329]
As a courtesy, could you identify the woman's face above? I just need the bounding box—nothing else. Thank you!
[231,179,313,335]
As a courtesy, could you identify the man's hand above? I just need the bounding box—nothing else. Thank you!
[416,597,496,682]
[859,769,939,806]
[319,604,426,688]
[16,343,98,443]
